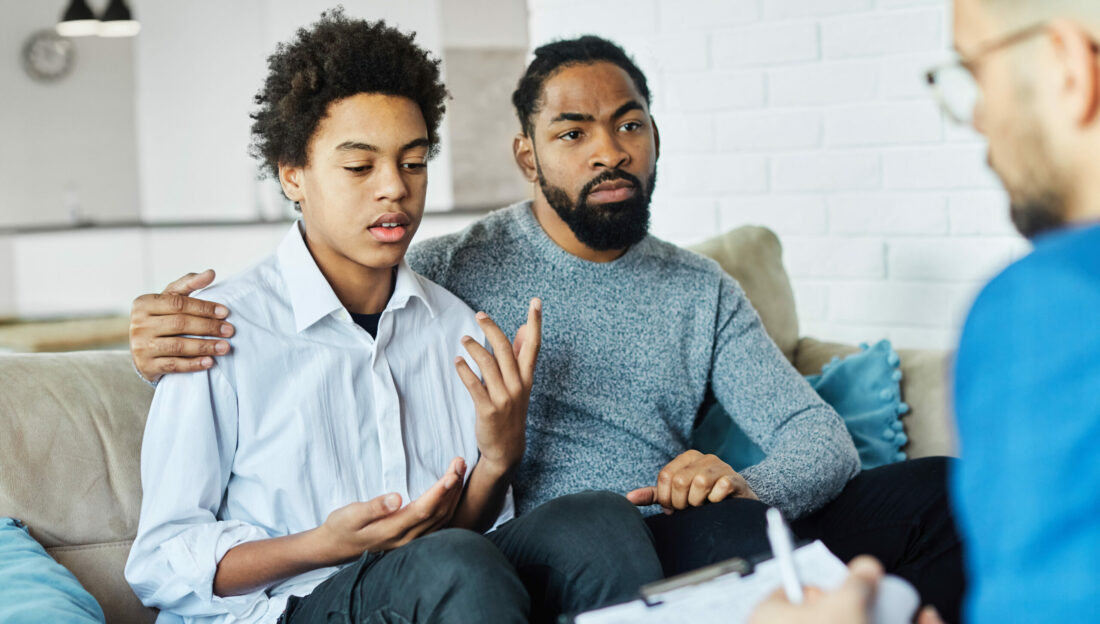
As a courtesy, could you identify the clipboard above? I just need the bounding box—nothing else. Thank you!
[570,540,849,624]
[571,540,920,624]
[639,556,750,606]
[639,536,811,606]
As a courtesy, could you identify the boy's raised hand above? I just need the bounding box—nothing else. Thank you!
[314,457,467,564]
[453,298,543,475]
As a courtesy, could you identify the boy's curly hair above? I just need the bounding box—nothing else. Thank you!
[249,8,448,179]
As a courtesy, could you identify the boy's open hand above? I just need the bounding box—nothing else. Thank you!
[626,450,758,512]
[130,270,235,382]
[313,457,466,564]
[454,298,543,475]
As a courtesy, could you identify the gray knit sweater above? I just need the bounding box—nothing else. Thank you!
[406,202,860,519]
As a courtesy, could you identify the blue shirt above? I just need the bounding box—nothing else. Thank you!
[953,222,1100,623]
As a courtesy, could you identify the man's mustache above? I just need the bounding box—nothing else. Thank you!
[580,170,644,201]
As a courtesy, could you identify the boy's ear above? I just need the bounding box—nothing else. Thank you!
[513,133,538,183]
[278,163,304,203]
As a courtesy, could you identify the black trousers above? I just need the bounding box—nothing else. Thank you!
[280,491,664,624]
[644,457,964,624]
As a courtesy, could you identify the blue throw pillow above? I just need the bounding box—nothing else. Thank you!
[0,517,105,623]
[693,339,909,471]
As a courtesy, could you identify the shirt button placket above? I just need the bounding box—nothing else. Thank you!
[373,343,408,502]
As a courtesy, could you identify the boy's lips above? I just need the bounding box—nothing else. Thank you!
[368,212,411,243]
[369,224,407,243]
[369,212,410,228]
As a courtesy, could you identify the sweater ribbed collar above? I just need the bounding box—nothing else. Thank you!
[509,200,651,272]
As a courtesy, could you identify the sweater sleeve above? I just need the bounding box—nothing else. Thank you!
[709,273,859,519]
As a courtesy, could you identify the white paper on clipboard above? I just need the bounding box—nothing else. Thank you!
[575,540,850,624]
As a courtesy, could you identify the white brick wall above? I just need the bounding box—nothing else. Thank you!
[527,0,1026,350]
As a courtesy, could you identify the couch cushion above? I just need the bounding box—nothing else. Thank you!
[0,351,153,548]
[49,541,157,624]
[693,340,911,471]
[0,517,105,623]
[802,340,909,469]
[689,226,799,363]
[795,338,956,458]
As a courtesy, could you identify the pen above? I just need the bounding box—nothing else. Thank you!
[766,507,804,605]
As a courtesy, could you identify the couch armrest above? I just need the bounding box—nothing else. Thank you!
[793,337,957,459]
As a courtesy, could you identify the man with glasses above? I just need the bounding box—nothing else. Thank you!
[754,0,1100,622]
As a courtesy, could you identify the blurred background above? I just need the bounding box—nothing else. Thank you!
[0,0,1026,352]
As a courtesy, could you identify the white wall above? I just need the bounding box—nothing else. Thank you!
[441,0,529,49]
[2,223,293,319]
[0,237,13,316]
[0,1,522,319]
[0,0,139,228]
[527,0,1028,349]
[133,0,455,222]
[11,229,146,317]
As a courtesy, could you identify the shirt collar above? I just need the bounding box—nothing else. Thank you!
[389,254,437,319]
[277,221,436,333]
[1031,219,1100,249]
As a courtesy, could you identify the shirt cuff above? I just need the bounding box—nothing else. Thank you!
[133,359,159,388]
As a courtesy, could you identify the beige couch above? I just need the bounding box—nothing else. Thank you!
[0,226,957,623]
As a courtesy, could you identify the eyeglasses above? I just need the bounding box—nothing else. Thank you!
[925,23,1099,125]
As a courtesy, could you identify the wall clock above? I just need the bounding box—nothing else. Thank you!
[22,29,76,83]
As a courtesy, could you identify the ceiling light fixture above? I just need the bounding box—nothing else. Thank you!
[97,0,141,38]
[56,0,99,37]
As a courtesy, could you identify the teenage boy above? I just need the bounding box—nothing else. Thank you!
[124,12,662,624]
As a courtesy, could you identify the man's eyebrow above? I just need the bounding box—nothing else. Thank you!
[549,112,595,124]
[548,103,644,125]
[612,100,645,119]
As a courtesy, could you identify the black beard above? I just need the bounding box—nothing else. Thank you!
[1010,190,1067,240]
[537,166,656,252]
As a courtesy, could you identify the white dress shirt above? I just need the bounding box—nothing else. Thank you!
[125,222,512,624]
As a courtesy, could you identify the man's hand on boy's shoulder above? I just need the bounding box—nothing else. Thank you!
[130,269,236,383]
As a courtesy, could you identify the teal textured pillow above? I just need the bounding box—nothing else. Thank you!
[693,339,909,471]
[0,517,106,623]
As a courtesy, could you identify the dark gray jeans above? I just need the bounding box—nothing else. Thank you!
[278,491,663,624]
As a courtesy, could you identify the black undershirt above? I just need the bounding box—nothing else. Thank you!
[348,267,396,339]
[350,312,382,338]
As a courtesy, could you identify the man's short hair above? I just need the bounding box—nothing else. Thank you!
[249,8,448,179]
[511,35,651,138]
